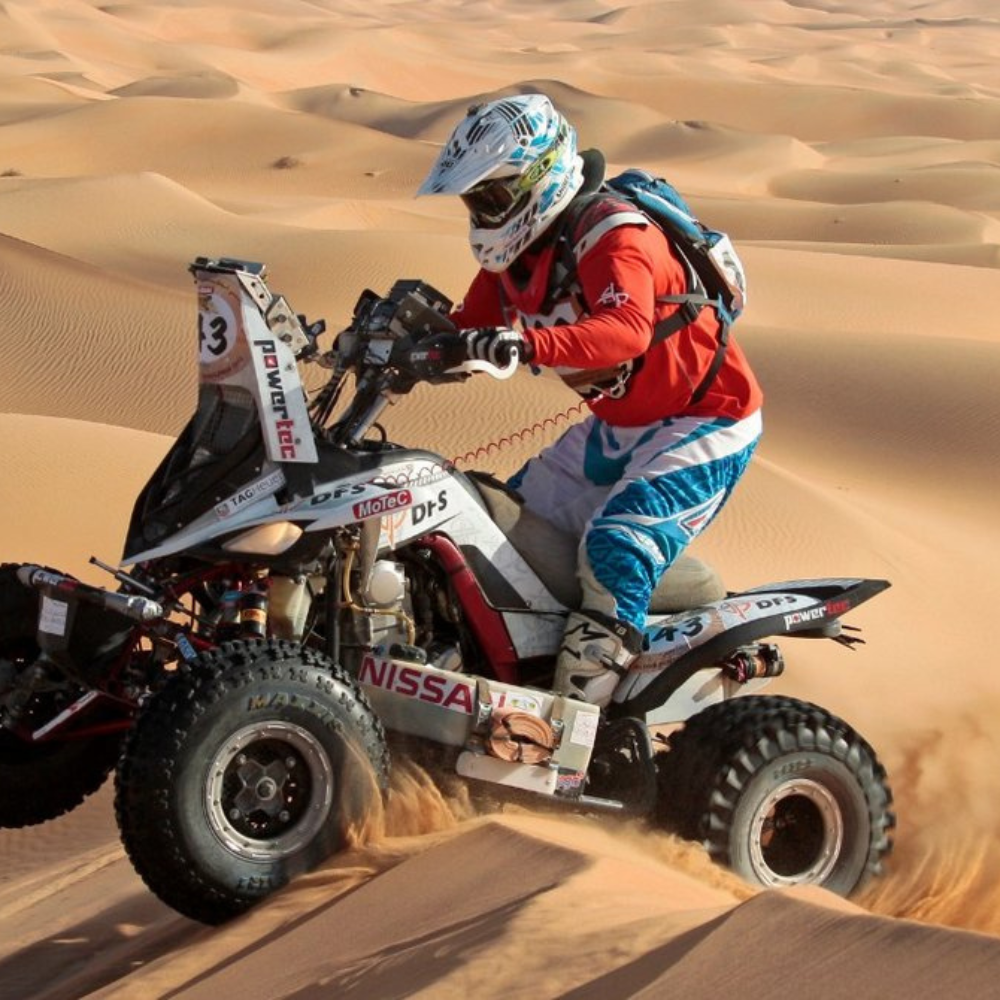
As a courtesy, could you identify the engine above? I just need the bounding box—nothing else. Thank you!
[336,549,466,678]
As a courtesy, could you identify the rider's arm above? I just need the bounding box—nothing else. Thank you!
[450,269,507,327]
[524,223,684,370]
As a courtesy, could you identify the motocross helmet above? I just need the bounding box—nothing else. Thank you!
[417,93,585,272]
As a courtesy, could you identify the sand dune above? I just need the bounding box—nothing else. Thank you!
[2,0,1000,996]
[772,162,1000,210]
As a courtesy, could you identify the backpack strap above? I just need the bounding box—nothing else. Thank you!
[557,191,731,405]
[685,312,731,405]
[653,259,731,405]
[540,192,600,314]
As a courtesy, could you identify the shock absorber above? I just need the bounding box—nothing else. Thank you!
[238,579,270,638]
[723,643,785,684]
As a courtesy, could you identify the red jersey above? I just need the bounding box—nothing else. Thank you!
[452,203,763,427]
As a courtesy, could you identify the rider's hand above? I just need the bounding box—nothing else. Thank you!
[461,327,533,366]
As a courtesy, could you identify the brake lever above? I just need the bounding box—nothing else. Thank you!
[444,352,520,381]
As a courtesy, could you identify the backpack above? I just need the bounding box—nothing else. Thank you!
[553,168,748,405]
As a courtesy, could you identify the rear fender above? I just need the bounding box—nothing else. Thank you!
[611,577,890,718]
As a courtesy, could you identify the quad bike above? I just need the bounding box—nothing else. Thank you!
[0,258,894,923]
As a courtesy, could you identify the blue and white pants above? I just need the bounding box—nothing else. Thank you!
[508,410,762,630]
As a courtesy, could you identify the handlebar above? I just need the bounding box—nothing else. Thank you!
[17,565,165,622]
[310,279,523,444]
[329,280,524,387]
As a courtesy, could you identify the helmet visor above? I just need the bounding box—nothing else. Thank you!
[461,176,530,229]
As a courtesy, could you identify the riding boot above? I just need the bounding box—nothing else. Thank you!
[554,609,644,708]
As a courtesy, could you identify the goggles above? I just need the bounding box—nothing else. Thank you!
[461,175,530,229]
[461,125,568,229]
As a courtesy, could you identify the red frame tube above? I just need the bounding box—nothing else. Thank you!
[418,533,521,685]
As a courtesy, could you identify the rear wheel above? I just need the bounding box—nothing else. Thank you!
[655,695,894,895]
[0,564,124,827]
[115,638,390,924]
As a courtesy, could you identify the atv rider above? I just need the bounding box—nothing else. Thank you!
[417,93,763,708]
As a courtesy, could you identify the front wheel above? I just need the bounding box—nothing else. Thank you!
[115,639,389,924]
[655,695,894,896]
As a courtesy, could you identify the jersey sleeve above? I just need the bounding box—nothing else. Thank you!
[524,223,681,369]
[449,268,507,327]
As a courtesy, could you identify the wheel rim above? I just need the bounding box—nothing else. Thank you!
[747,777,844,886]
[205,722,335,860]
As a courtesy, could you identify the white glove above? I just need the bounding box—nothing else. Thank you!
[461,327,532,366]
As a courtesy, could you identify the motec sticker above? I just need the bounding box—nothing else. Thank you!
[352,489,413,520]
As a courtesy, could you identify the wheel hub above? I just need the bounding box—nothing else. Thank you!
[206,722,334,860]
[748,777,844,886]
[232,757,288,816]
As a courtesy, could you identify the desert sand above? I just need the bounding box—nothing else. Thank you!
[2,0,1000,996]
